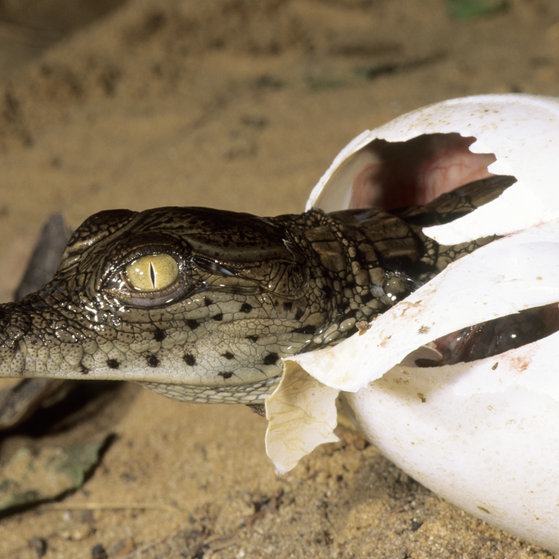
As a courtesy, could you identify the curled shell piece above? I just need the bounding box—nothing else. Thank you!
[266,94,559,552]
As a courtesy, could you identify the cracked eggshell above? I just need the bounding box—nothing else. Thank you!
[306,93,559,242]
[265,94,559,552]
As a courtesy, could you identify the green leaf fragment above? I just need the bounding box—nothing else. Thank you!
[447,0,508,20]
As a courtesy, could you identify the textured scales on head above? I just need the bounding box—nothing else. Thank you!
[0,175,514,403]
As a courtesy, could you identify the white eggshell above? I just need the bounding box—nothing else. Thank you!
[345,352,559,552]
[265,94,559,552]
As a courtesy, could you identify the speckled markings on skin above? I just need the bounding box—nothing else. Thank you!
[0,176,514,403]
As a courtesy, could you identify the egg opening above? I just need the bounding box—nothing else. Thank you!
[310,131,510,214]
[347,133,499,211]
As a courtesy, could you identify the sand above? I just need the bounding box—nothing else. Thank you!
[0,1,557,557]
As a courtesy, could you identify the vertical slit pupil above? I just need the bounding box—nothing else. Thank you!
[149,261,156,288]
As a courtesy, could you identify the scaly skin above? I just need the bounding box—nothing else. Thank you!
[0,176,514,403]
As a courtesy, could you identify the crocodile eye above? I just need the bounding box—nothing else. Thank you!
[125,253,179,292]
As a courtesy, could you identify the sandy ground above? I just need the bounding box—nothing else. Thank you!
[0,1,558,557]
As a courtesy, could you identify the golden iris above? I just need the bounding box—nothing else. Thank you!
[125,253,179,292]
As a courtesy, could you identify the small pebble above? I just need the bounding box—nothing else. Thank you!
[28,537,48,558]
[91,543,108,559]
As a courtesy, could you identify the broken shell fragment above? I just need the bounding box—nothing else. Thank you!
[266,94,559,552]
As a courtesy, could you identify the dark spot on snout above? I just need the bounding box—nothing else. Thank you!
[246,335,259,343]
[107,359,120,369]
[183,353,196,366]
[321,285,333,298]
[294,308,305,321]
[153,328,166,342]
[219,371,233,379]
[146,354,160,367]
[80,363,90,374]
[239,302,253,313]
[204,296,213,306]
[187,319,200,330]
[213,313,223,321]
[263,352,279,365]
[222,351,235,360]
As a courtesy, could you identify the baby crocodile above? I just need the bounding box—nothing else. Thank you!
[0,175,513,404]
